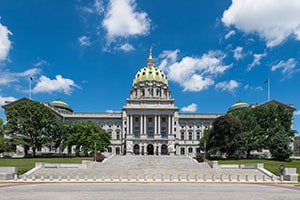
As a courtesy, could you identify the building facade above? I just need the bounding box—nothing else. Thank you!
[47,50,221,157]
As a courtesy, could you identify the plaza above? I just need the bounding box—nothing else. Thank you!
[0,183,299,200]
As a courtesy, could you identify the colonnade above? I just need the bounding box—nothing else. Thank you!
[126,114,174,137]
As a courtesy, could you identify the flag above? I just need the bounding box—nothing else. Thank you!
[30,76,33,80]
[264,79,268,83]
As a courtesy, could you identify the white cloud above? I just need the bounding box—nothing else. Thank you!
[244,84,263,91]
[271,58,298,78]
[82,0,104,15]
[181,103,197,112]
[33,59,48,67]
[0,68,40,85]
[105,109,120,113]
[294,110,300,115]
[225,30,236,39]
[15,68,41,77]
[222,0,300,47]
[102,0,151,42]
[247,53,267,71]
[119,43,135,52]
[233,46,243,61]
[215,80,239,93]
[158,50,232,92]
[0,95,17,106]
[33,75,79,95]
[0,21,12,62]
[78,35,91,46]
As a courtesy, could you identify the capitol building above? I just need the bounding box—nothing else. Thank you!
[46,49,221,157]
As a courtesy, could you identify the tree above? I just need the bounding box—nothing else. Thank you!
[268,126,293,161]
[230,103,296,160]
[5,99,59,157]
[207,114,244,157]
[64,121,111,156]
[230,107,266,158]
[199,128,209,151]
[0,118,11,153]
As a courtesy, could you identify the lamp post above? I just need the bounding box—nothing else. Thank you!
[94,142,97,162]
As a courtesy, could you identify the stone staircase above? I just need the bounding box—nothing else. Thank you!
[22,156,276,182]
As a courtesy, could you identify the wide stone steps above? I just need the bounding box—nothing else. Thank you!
[24,156,270,181]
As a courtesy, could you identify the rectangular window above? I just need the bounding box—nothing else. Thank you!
[147,127,154,138]
[180,148,185,155]
[134,127,140,138]
[148,117,153,123]
[181,132,184,140]
[161,127,167,138]
[189,132,193,140]
[196,132,200,140]
[116,132,120,140]
[188,147,193,153]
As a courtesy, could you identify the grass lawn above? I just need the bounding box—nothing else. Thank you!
[0,157,93,175]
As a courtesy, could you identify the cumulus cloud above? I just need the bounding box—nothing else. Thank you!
[222,0,300,47]
[0,95,17,106]
[119,43,135,52]
[158,50,232,92]
[233,46,243,61]
[32,75,79,95]
[215,80,239,93]
[247,52,267,71]
[181,103,197,113]
[78,35,91,46]
[271,58,298,78]
[102,0,151,42]
[294,110,300,115]
[0,21,12,62]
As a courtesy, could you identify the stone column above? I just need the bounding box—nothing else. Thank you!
[158,115,161,135]
[130,115,133,135]
[168,115,171,136]
[126,115,130,135]
[154,115,157,135]
[144,115,147,135]
[140,115,143,135]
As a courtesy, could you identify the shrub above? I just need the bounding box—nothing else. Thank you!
[95,152,105,162]
[194,154,205,162]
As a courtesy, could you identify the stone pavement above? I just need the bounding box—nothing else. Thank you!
[0,183,299,200]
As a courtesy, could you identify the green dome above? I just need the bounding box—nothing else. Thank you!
[133,66,168,86]
[228,100,249,112]
[50,99,73,113]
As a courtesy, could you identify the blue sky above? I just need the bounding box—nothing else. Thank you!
[0,0,300,134]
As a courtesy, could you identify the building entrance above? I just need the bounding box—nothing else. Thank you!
[147,144,154,155]
[161,144,168,155]
[134,144,140,155]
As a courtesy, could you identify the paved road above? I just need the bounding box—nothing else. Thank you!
[0,183,299,200]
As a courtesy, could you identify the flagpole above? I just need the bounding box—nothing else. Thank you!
[29,77,32,100]
[268,77,270,102]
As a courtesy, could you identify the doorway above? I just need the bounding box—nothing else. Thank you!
[147,144,154,155]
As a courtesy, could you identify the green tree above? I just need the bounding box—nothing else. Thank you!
[65,121,111,156]
[0,118,10,153]
[207,114,244,157]
[199,128,209,151]
[230,107,265,158]
[5,99,59,157]
[231,103,296,160]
